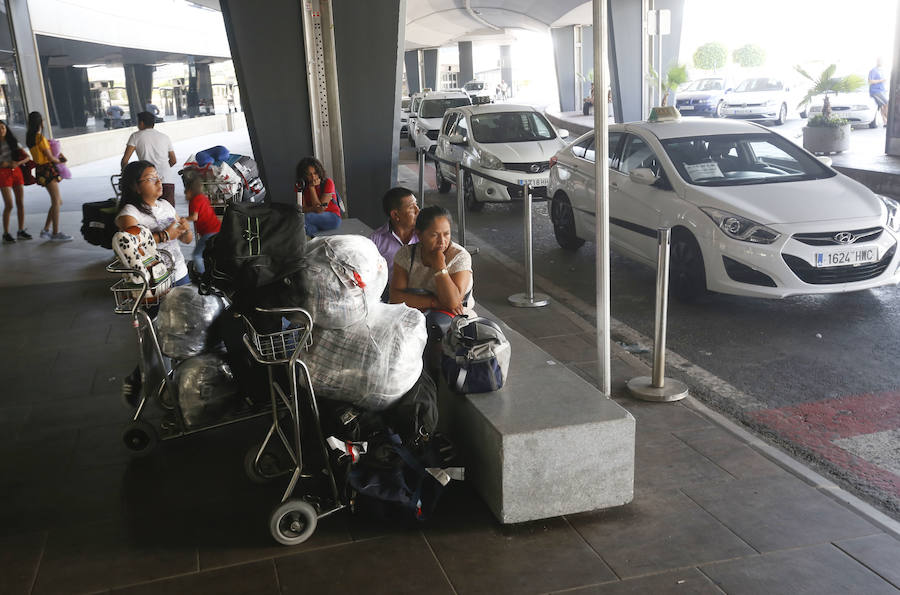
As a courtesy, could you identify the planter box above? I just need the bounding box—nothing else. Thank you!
[802,123,851,154]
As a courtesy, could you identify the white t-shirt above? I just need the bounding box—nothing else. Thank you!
[116,200,188,282]
[126,128,175,184]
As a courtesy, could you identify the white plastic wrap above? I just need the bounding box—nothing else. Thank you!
[305,302,426,410]
[298,235,388,329]
[157,285,227,359]
[175,354,241,427]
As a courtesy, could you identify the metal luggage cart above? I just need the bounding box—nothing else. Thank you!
[107,259,273,455]
[241,307,348,546]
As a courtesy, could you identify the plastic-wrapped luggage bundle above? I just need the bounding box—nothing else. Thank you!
[157,285,227,359]
[175,354,241,427]
[305,302,426,410]
[298,235,388,329]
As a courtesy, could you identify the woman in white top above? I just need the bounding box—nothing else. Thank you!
[115,160,193,285]
[391,205,474,317]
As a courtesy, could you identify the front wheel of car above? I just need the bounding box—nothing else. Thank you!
[550,194,584,251]
[669,231,707,302]
[773,103,787,126]
[714,100,725,118]
[464,172,484,212]
[435,164,451,193]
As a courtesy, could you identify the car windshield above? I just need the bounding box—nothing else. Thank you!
[661,133,836,187]
[420,98,470,118]
[734,78,782,92]
[681,79,724,92]
[470,112,556,143]
[464,82,483,91]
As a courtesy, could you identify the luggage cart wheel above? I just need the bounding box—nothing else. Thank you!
[122,420,158,456]
[244,443,280,484]
[269,499,317,546]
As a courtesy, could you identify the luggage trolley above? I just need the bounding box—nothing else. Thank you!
[241,307,347,545]
[107,259,273,455]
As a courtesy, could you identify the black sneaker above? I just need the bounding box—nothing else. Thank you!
[17,229,32,240]
[2,233,14,243]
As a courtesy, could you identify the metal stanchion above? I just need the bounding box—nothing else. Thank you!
[454,163,478,254]
[417,149,425,208]
[627,228,688,402]
[508,183,549,308]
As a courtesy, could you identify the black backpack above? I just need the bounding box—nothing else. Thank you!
[204,201,306,295]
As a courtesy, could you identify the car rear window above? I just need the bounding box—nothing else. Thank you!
[420,98,471,118]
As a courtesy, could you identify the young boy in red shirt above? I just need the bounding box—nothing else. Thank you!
[183,173,221,274]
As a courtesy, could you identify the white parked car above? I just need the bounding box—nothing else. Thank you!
[400,97,411,137]
[434,104,569,211]
[721,77,793,125]
[807,92,878,128]
[546,116,900,299]
[463,80,493,104]
[407,92,427,146]
[413,91,471,153]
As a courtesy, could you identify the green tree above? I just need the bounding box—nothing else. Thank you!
[648,63,689,106]
[795,64,865,121]
[692,42,728,71]
[732,44,766,68]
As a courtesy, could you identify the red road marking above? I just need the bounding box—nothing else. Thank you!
[750,392,900,499]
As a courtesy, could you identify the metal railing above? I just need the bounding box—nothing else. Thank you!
[418,147,549,308]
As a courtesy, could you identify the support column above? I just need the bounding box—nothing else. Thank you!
[332,0,406,228]
[124,64,154,123]
[221,0,314,204]
[458,41,473,85]
[551,26,576,112]
[195,62,213,115]
[404,50,420,95]
[609,0,643,123]
[885,4,900,155]
[423,48,437,91]
[581,25,596,116]
[44,66,88,129]
[8,0,49,130]
[500,44,512,94]
[186,59,199,117]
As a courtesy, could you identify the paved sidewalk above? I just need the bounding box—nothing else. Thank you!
[1,142,899,593]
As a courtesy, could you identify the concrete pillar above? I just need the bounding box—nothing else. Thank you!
[500,44,512,94]
[458,41,473,85]
[7,0,49,131]
[884,4,900,155]
[332,0,406,228]
[404,50,420,95]
[551,26,576,112]
[220,0,314,204]
[608,0,643,123]
[186,59,199,118]
[195,62,213,114]
[44,66,88,129]
[423,48,437,91]
[124,64,154,123]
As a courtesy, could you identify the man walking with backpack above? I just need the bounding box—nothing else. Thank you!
[121,112,177,205]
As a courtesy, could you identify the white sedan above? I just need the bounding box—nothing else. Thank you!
[547,116,900,299]
[807,92,878,128]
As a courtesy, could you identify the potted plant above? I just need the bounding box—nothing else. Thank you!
[648,63,689,107]
[796,64,865,154]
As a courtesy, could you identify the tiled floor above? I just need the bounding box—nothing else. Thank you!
[2,209,900,591]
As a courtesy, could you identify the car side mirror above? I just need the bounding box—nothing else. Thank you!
[816,155,833,167]
[629,167,658,186]
[448,133,467,145]
[558,128,570,139]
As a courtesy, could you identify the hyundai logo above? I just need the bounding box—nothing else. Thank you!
[833,231,855,244]
[529,163,542,173]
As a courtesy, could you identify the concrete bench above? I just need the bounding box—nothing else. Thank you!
[438,307,635,523]
[318,219,636,523]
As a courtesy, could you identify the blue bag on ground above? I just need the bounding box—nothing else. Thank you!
[441,316,511,393]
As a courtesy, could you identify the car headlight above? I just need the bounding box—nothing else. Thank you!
[701,207,781,244]
[765,99,777,106]
[878,195,900,232]
[478,150,503,170]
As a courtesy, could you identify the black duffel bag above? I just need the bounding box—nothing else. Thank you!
[204,201,306,295]
[81,198,118,249]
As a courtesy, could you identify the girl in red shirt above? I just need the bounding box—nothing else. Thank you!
[183,173,221,274]
[296,156,341,236]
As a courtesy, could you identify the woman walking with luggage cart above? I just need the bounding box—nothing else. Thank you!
[0,120,31,243]
[26,111,72,242]
[116,160,193,405]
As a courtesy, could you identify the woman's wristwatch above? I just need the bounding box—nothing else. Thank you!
[434,267,448,278]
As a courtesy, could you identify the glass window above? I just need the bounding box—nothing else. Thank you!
[661,133,835,186]
[608,132,623,166]
[619,135,661,175]
[442,112,459,134]
[572,136,591,159]
[734,78,783,93]
[419,97,471,118]
[454,116,467,137]
[469,111,556,143]
[679,78,724,92]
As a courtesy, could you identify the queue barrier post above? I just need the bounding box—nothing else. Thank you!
[417,148,426,209]
[627,227,688,402]
[508,182,549,308]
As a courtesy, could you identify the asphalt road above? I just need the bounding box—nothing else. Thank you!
[397,138,900,518]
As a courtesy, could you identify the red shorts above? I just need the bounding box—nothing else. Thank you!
[0,166,24,188]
